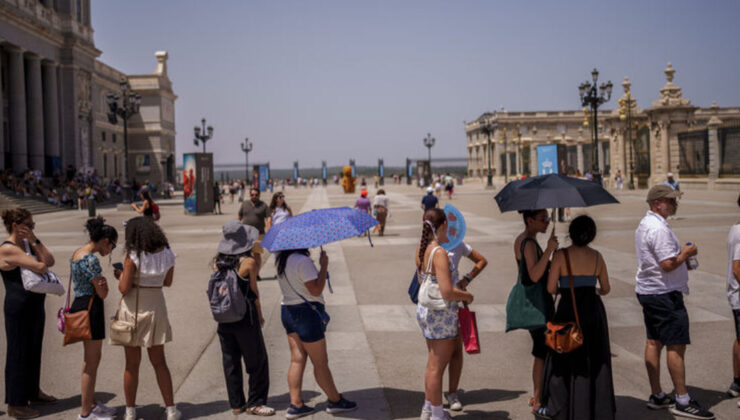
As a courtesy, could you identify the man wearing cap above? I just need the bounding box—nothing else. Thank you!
[634,185,712,419]
[664,172,680,192]
[421,187,439,212]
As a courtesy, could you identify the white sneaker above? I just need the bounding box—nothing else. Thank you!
[93,402,117,417]
[431,410,453,420]
[124,407,136,420]
[165,406,182,420]
[445,391,463,411]
[78,413,113,420]
[420,405,431,420]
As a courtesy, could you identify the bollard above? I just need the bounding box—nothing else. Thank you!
[87,198,96,217]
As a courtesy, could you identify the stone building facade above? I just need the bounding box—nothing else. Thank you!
[0,0,176,183]
[465,63,740,190]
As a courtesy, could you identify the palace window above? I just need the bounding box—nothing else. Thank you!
[101,131,106,142]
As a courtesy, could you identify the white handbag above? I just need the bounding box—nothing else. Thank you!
[418,246,448,310]
[20,239,65,296]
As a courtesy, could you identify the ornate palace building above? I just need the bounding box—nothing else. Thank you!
[0,0,176,183]
[465,63,740,190]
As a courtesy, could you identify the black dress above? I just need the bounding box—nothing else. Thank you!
[1,241,46,406]
[540,275,616,420]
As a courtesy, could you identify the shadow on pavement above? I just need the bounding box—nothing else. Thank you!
[36,392,116,417]
[177,400,231,418]
[382,387,523,419]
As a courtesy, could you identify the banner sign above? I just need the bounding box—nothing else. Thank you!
[537,145,558,175]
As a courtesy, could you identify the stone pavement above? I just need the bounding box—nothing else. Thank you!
[1,182,739,419]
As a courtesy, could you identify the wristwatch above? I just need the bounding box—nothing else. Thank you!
[463,274,473,284]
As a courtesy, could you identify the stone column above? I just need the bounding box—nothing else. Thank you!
[7,46,27,173]
[576,143,584,174]
[493,138,501,177]
[529,143,537,175]
[515,142,521,176]
[597,141,605,174]
[26,54,45,172]
[660,121,670,176]
[42,60,60,174]
[707,112,722,181]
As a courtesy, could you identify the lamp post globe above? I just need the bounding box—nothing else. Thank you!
[578,68,612,185]
[423,133,435,173]
[106,78,141,200]
[193,118,214,153]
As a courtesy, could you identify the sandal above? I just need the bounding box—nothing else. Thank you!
[247,405,275,416]
[528,396,535,407]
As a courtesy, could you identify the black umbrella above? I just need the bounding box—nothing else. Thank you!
[494,173,619,212]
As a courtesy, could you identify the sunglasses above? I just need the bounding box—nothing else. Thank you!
[18,221,35,230]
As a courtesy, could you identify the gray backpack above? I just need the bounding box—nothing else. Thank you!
[207,269,247,323]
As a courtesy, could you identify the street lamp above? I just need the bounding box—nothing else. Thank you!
[241,138,253,183]
[423,133,435,173]
[193,118,214,153]
[106,78,140,185]
[479,115,496,188]
[578,68,613,184]
[514,123,523,177]
[618,78,638,190]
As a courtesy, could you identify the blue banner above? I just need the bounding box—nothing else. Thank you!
[259,165,269,191]
[322,163,327,180]
[537,144,558,175]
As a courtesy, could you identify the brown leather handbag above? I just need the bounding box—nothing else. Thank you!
[63,277,94,346]
[544,248,583,354]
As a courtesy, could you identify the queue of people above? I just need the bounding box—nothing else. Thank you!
[2,184,740,420]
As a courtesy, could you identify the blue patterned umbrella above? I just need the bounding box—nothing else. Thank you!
[261,206,379,252]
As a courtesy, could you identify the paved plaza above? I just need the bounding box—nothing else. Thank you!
[1,181,740,419]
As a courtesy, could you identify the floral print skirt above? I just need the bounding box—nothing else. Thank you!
[416,303,459,340]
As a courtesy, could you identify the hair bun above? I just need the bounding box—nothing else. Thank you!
[85,216,105,234]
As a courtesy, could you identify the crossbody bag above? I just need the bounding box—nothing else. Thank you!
[544,248,583,353]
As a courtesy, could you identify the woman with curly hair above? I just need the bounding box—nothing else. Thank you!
[1,208,57,419]
[114,217,180,420]
[415,208,473,420]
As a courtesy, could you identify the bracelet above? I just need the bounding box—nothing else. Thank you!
[463,274,473,284]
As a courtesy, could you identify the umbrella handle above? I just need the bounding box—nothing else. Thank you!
[367,230,374,247]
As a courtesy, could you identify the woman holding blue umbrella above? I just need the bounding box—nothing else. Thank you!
[276,248,357,419]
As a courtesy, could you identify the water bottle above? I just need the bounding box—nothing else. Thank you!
[686,242,699,270]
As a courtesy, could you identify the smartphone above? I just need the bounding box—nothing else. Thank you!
[112,262,124,271]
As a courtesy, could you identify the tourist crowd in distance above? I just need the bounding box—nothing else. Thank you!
[0,166,175,211]
[1,178,739,420]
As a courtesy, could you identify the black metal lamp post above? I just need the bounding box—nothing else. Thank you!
[241,138,253,182]
[479,117,496,188]
[579,68,613,184]
[106,78,140,185]
[423,133,435,173]
[514,123,523,177]
[193,118,214,153]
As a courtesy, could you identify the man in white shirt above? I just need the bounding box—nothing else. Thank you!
[726,193,740,401]
[634,185,713,419]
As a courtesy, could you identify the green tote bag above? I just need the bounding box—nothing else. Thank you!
[505,239,551,332]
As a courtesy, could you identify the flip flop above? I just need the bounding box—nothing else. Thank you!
[247,405,276,416]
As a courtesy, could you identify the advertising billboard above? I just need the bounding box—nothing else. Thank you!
[537,144,567,176]
[253,164,270,192]
[183,153,214,214]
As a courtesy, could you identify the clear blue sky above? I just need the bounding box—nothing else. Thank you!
[92,0,740,169]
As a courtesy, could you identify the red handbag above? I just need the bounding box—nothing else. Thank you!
[459,303,480,354]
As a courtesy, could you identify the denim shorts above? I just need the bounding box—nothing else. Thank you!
[281,302,327,343]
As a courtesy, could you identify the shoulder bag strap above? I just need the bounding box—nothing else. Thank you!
[133,261,140,331]
[425,246,441,275]
[65,265,74,310]
[562,248,581,330]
